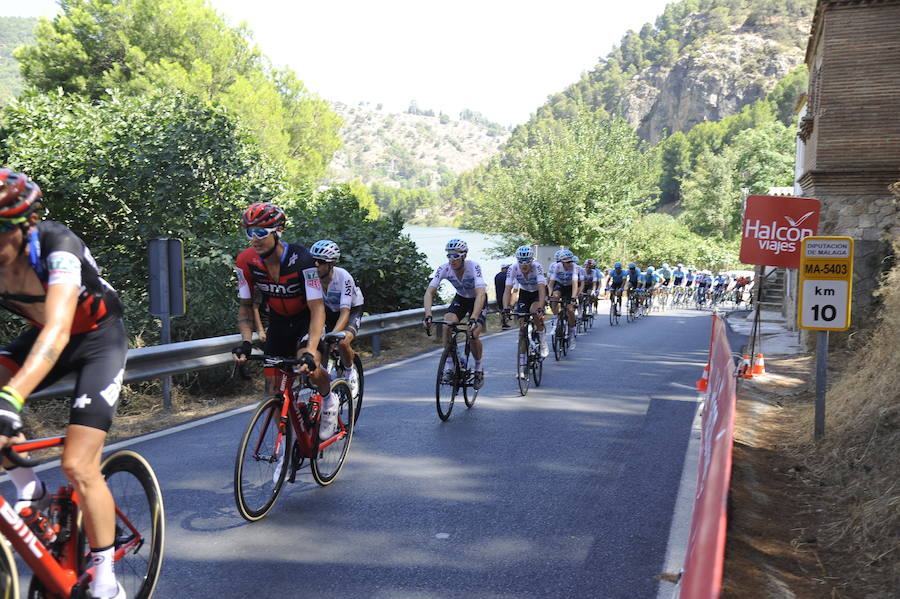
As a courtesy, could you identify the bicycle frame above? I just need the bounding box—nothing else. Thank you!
[1,436,147,598]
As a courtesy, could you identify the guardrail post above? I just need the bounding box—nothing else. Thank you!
[371,333,381,357]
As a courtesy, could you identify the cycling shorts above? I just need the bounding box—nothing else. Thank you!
[515,289,541,314]
[663,278,671,286]
[325,305,364,337]
[0,320,127,432]
[264,311,312,358]
[685,280,693,287]
[554,285,574,299]
[448,294,486,325]
[609,281,624,291]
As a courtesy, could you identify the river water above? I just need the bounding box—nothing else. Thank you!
[401,225,513,301]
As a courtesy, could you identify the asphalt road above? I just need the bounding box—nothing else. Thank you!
[9,305,718,599]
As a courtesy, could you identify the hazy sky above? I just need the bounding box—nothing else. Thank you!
[4,0,674,126]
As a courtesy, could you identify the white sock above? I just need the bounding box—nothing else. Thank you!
[343,366,353,378]
[322,392,337,412]
[90,545,117,597]
[474,360,482,371]
[8,467,42,501]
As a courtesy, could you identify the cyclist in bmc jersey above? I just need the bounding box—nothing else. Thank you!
[0,170,127,599]
[423,239,487,389]
[232,202,337,440]
[547,249,580,348]
[310,240,364,398]
[503,245,548,359]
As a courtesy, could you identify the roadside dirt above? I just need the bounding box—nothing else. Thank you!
[721,353,895,599]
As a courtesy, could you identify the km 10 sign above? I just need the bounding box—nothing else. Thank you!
[739,195,821,268]
[798,236,853,331]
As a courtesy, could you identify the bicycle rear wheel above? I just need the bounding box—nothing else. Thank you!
[463,343,479,408]
[552,319,562,361]
[516,354,530,396]
[435,346,459,421]
[234,395,292,521]
[311,380,354,486]
[100,450,165,599]
[0,535,18,599]
[351,354,364,424]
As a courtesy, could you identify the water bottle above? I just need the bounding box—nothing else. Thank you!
[307,394,321,425]
[20,506,58,545]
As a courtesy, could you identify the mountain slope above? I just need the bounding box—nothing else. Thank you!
[326,102,509,190]
[0,17,37,105]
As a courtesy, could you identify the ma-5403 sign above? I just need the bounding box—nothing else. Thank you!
[798,236,853,331]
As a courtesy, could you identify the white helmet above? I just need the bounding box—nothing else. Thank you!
[310,239,340,262]
[445,238,468,254]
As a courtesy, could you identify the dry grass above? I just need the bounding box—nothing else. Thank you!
[783,236,900,596]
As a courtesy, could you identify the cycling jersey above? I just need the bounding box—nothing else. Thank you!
[548,262,579,288]
[506,262,546,292]
[322,266,364,313]
[658,268,673,282]
[672,269,685,285]
[0,221,124,335]
[642,272,660,287]
[607,268,627,286]
[686,273,695,287]
[429,260,486,298]
[627,269,641,287]
[581,268,597,288]
[235,242,323,317]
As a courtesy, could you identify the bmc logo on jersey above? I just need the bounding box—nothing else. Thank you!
[258,282,302,295]
[739,195,820,268]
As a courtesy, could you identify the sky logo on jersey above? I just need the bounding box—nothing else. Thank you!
[739,195,820,268]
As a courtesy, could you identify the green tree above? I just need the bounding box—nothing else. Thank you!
[15,0,341,182]
[680,148,742,240]
[657,130,692,205]
[471,110,658,259]
[731,120,796,194]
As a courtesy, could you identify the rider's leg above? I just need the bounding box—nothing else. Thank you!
[338,333,356,371]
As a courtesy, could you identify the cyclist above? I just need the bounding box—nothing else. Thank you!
[310,240,364,397]
[423,239,487,389]
[607,261,627,311]
[0,169,127,599]
[695,269,712,305]
[582,258,600,314]
[547,249,580,349]
[670,264,686,305]
[502,245,548,362]
[658,263,673,287]
[642,266,660,310]
[233,202,336,440]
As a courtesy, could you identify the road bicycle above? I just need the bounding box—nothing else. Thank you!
[510,310,544,396]
[234,337,354,521]
[548,297,576,360]
[0,436,165,599]
[322,337,364,425]
[656,287,670,311]
[626,289,640,323]
[425,319,480,421]
[608,288,622,326]
[576,293,595,333]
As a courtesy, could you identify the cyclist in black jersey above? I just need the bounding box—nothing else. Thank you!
[0,169,127,599]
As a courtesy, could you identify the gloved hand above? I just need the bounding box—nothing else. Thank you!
[0,386,24,439]
[232,340,253,359]
[298,352,318,373]
[422,315,433,335]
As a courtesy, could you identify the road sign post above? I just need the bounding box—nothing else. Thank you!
[798,236,854,439]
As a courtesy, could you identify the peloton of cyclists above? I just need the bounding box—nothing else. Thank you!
[422,239,487,389]
[310,240,364,397]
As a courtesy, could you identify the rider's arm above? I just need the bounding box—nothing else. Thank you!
[332,307,350,332]
[423,285,437,317]
[471,286,486,321]
[502,284,513,312]
[7,281,79,400]
[303,297,326,358]
[238,299,256,343]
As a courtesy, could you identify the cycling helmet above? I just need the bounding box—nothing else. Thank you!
[0,169,42,219]
[310,239,341,262]
[628,262,636,269]
[573,255,580,264]
[501,263,511,269]
[553,249,564,262]
[445,238,468,253]
[515,245,534,261]
[647,266,655,273]
[662,263,669,270]
[242,202,286,228]
[584,259,596,268]
[677,263,683,268]
[560,250,574,262]
[614,261,622,269]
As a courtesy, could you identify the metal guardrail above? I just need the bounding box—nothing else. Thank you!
[30,304,454,400]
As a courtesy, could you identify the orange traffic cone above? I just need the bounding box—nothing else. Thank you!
[752,353,766,375]
[696,363,709,392]
[738,354,753,379]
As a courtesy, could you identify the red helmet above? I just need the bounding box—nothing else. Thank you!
[0,169,42,219]
[242,202,286,228]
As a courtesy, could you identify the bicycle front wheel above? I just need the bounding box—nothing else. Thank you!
[0,534,18,599]
[463,345,478,408]
[435,346,459,421]
[234,395,292,521]
[311,380,354,486]
[100,450,165,599]
[352,353,364,424]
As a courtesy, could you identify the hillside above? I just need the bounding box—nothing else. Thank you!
[326,102,509,190]
[0,17,36,105]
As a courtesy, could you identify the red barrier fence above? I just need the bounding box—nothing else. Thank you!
[678,313,737,598]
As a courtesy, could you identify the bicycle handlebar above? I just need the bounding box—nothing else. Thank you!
[2,447,40,468]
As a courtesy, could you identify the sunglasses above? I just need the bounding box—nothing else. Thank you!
[517,258,532,264]
[0,217,26,234]
[314,259,333,266]
[446,253,463,259]
[244,227,278,240]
